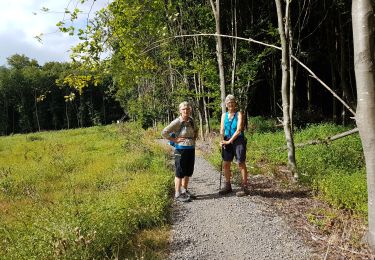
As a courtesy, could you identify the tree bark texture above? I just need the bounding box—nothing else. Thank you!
[352,0,375,250]
[285,0,295,130]
[275,0,297,178]
[210,0,226,114]
[230,0,237,94]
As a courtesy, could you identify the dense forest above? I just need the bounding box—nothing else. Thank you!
[0,55,123,135]
[0,0,358,135]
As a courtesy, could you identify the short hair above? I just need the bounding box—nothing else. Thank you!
[225,94,236,104]
[179,101,191,110]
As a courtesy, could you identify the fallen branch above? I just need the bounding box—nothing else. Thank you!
[294,128,359,148]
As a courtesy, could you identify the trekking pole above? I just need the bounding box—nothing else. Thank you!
[219,145,223,190]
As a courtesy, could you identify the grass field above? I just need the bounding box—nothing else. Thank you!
[0,123,173,259]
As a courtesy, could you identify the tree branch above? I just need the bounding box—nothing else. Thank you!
[294,128,359,148]
[142,33,356,116]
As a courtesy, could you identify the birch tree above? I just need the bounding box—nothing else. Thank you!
[352,0,375,249]
[210,0,226,114]
[275,0,297,178]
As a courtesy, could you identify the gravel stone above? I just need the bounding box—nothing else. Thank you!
[169,155,313,260]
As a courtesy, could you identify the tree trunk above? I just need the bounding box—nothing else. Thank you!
[339,13,350,126]
[328,16,338,123]
[230,0,238,94]
[210,0,226,114]
[102,95,106,124]
[199,72,210,136]
[285,0,295,130]
[34,90,40,132]
[275,0,297,178]
[352,0,375,250]
[307,76,312,112]
[65,101,70,129]
[272,54,277,116]
[193,72,204,140]
[4,95,8,135]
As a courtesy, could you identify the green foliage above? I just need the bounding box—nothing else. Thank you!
[294,124,364,177]
[0,123,173,259]
[247,116,278,134]
[315,171,367,214]
[208,120,367,215]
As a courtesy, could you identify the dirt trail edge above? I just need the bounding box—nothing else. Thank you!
[168,154,317,260]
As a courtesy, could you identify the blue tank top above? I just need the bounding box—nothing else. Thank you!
[224,112,244,138]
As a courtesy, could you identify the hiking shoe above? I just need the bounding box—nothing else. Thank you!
[219,183,233,195]
[184,190,197,199]
[236,186,250,197]
[175,192,191,202]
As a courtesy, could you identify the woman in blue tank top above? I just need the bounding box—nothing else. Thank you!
[219,94,249,197]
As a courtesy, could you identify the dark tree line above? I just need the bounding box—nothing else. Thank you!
[0,54,123,135]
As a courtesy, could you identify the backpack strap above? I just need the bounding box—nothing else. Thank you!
[176,117,194,137]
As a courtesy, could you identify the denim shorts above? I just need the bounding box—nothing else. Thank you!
[174,148,195,178]
[222,136,246,163]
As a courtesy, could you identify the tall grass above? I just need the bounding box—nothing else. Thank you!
[247,122,367,214]
[0,123,173,259]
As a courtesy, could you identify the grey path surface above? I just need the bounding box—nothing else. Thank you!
[169,155,314,260]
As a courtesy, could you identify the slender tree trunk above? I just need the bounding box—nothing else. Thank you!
[193,71,204,140]
[230,0,238,94]
[275,0,297,178]
[210,0,226,114]
[285,0,295,130]
[331,62,338,123]
[102,95,106,124]
[4,96,8,135]
[339,13,349,126]
[12,109,15,133]
[65,102,70,129]
[34,90,40,132]
[352,0,375,250]
[327,15,338,122]
[199,73,210,136]
[307,76,312,112]
[272,54,277,116]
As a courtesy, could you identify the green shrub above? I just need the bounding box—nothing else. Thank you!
[248,116,278,134]
[316,170,367,214]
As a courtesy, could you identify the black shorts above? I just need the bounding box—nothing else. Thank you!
[222,136,246,163]
[174,149,195,178]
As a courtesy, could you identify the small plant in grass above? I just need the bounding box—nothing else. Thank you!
[307,208,338,234]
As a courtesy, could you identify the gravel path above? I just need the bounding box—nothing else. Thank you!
[169,155,314,260]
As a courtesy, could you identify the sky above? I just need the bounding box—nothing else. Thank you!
[0,0,110,66]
